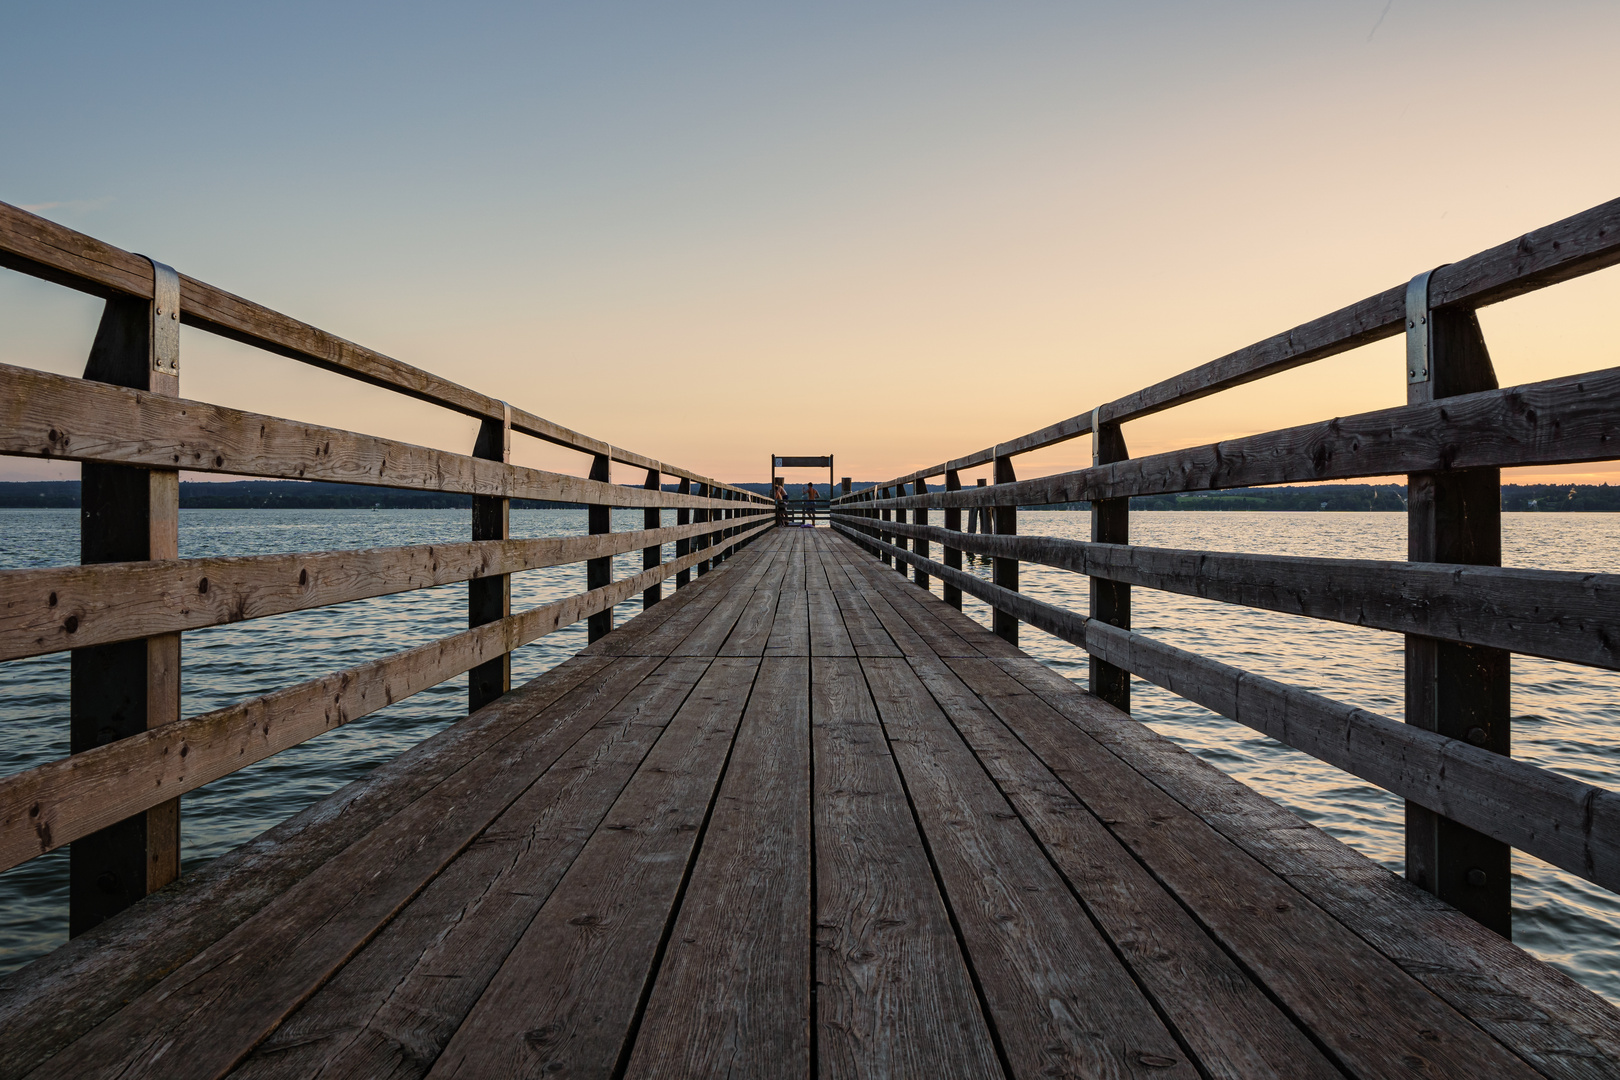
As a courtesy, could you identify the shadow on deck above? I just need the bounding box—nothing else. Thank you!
[4,529,1618,1079]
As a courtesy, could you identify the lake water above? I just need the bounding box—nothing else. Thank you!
[1,509,1617,1007]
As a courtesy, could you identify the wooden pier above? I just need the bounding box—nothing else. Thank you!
[3,528,1615,1078]
[3,196,1620,1077]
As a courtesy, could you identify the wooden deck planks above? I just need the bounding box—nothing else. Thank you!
[29,652,675,1080]
[859,655,1197,1078]
[0,652,618,1079]
[231,656,715,1080]
[949,654,1543,1079]
[425,657,760,1078]
[810,656,1003,1078]
[10,528,1620,1080]
[994,655,1620,1079]
[625,656,812,1079]
[903,651,1338,1080]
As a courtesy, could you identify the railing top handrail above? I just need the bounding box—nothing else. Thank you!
[839,196,1620,500]
[0,201,758,500]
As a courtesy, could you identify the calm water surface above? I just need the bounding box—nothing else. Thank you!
[1,509,1617,1005]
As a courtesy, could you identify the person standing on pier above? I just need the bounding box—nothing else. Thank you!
[772,476,788,525]
[802,481,818,525]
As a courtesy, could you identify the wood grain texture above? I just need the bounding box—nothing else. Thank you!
[230,656,712,1080]
[811,655,1003,1078]
[624,656,812,1079]
[838,516,1620,670]
[0,202,768,501]
[0,362,759,509]
[0,654,614,1079]
[862,655,1197,1079]
[848,364,1620,511]
[0,521,772,874]
[948,654,1542,1080]
[425,657,758,1079]
[0,518,758,663]
[836,524,1620,892]
[23,653,677,1080]
[998,655,1620,1079]
[907,651,1337,1080]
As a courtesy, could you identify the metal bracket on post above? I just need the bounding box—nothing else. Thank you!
[1406,266,1447,385]
[500,400,512,462]
[143,258,180,376]
[1090,406,1102,466]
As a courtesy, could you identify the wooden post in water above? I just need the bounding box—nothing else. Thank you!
[586,453,612,642]
[992,455,1018,645]
[642,468,662,608]
[70,262,182,935]
[913,478,930,590]
[1404,276,1511,936]
[971,478,988,534]
[468,405,511,712]
[943,469,963,608]
[675,477,692,589]
[1090,419,1131,712]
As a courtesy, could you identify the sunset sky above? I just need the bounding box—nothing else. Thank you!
[2,1,1617,486]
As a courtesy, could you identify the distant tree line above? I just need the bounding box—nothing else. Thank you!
[3,479,1618,511]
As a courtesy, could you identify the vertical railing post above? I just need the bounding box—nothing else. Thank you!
[1403,271,1511,936]
[1090,413,1131,711]
[70,258,182,935]
[880,487,893,566]
[642,468,662,608]
[696,483,711,576]
[469,403,512,712]
[676,478,693,589]
[893,486,908,575]
[971,478,987,533]
[586,453,613,642]
[913,478,930,590]
[943,469,963,609]
[991,455,1019,645]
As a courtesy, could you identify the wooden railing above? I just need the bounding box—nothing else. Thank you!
[0,201,772,934]
[831,195,1620,936]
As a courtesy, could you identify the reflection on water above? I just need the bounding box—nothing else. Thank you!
[1,509,1618,1004]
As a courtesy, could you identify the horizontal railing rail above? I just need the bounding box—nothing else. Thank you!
[0,202,745,493]
[0,202,774,934]
[832,194,1620,935]
[828,527,1620,893]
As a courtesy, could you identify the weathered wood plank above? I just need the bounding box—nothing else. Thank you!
[0,523,771,874]
[23,654,684,1080]
[624,656,811,1079]
[818,551,903,658]
[765,577,810,658]
[0,651,613,1079]
[0,201,767,501]
[862,655,1197,1078]
[848,364,1620,510]
[998,656,1620,1078]
[810,656,1002,1078]
[0,362,754,509]
[807,579,854,657]
[840,516,1620,670]
[948,655,1542,1079]
[230,656,711,1080]
[718,587,781,657]
[906,651,1337,1079]
[424,657,758,1078]
[839,525,1620,893]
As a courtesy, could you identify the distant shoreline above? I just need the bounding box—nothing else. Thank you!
[1,479,1616,512]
